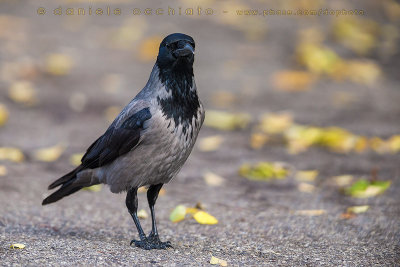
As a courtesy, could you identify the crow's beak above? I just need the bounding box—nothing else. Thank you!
[174,43,194,58]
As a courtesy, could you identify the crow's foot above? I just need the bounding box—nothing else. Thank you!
[130,237,172,250]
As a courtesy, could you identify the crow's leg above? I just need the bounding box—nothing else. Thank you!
[126,187,149,249]
[147,183,172,248]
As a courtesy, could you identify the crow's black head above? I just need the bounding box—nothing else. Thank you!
[156,33,195,71]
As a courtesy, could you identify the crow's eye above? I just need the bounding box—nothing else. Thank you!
[167,42,177,51]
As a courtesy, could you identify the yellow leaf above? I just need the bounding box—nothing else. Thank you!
[388,135,400,153]
[10,243,25,249]
[0,104,9,127]
[0,147,24,162]
[239,162,289,181]
[193,211,218,225]
[198,135,224,152]
[295,209,326,216]
[137,209,148,219]
[344,60,381,86]
[295,170,318,182]
[204,110,251,131]
[0,165,7,176]
[186,207,199,215]
[210,256,228,266]
[369,137,388,154]
[249,132,269,150]
[138,36,163,62]
[169,205,186,223]
[8,81,37,106]
[298,183,316,193]
[272,71,316,92]
[260,113,293,134]
[138,186,147,193]
[45,53,74,76]
[347,205,369,214]
[82,184,102,192]
[34,144,65,162]
[333,175,354,187]
[69,153,84,166]
[203,171,225,187]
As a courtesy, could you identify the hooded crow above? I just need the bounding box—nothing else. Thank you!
[42,33,205,250]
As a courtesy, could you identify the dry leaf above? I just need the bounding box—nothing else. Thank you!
[198,135,224,152]
[8,81,37,106]
[204,110,251,131]
[138,186,147,193]
[333,175,354,187]
[347,205,369,214]
[210,256,228,266]
[69,153,84,166]
[388,135,400,153]
[193,211,218,225]
[295,170,318,182]
[345,179,391,198]
[203,171,225,187]
[239,162,289,181]
[0,104,9,127]
[33,144,65,162]
[272,70,316,92]
[0,147,24,162]
[137,209,148,219]
[186,207,199,215]
[259,113,293,134]
[169,205,186,223]
[298,183,316,193]
[0,165,7,176]
[45,53,73,76]
[295,209,326,216]
[10,243,25,249]
[250,132,269,150]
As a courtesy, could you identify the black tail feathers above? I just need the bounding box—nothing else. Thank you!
[42,166,85,205]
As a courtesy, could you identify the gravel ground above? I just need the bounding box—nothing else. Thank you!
[1,0,400,266]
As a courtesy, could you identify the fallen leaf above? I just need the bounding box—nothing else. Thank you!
[295,209,326,216]
[193,211,218,225]
[45,53,74,76]
[82,184,102,192]
[272,70,316,92]
[295,170,318,182]
[0,165,7,176]
[137,209,148,219]
[344,60,381,86]
[239,162,289,181]
[69,153,84,166]
[137,36,163,62]
[169,205,186,223]
[0,104,9,127]
[33,144,65,162]
[333,175,354,187]
[345,179,391,198]
[347,205,369,214]
[388,135,400,153]
[10,243,25,249]
[138,186,147,193]
[204,110,251,131]
[0,147,24,162]
[340,212,356,219]
[259,113,293,134]
[8,81,37,106]
[198,135,224,152]
[186,207,199,215]
[249,132,269,150]
[298,183,316,193]
[203,171,225,187]
[210,256,228,266]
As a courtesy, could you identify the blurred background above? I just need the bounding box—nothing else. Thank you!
[1,0,399,265]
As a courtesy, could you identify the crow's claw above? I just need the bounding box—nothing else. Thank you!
[130,237,172,250]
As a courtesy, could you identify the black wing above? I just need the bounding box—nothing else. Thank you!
[81,107,151,169]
